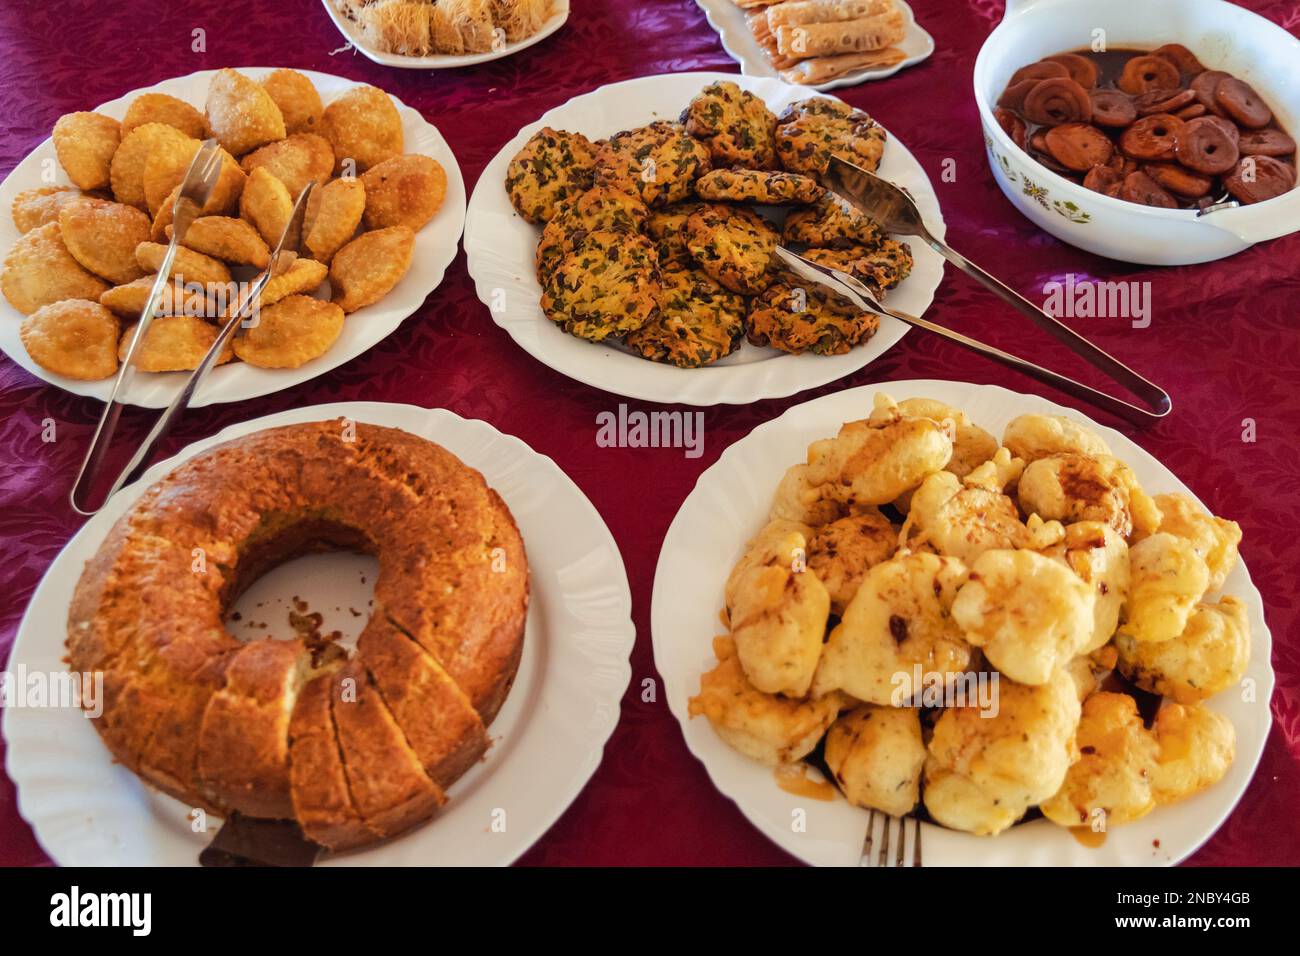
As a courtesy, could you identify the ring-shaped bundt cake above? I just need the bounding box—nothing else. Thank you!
[67,419,529,850]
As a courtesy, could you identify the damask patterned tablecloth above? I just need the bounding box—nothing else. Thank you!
[1,0,1297,867]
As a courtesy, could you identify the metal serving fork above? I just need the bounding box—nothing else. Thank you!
[68,178,317,515]
[861,809,922,867]
[816,155,1172,424]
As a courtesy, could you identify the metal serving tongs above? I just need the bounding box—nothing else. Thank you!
[69,172,317,515]
[813,155,1172,424]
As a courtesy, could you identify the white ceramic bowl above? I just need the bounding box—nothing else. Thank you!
[974,0,1300,265]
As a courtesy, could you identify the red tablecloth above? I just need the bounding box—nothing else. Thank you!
[1,0,1297,867]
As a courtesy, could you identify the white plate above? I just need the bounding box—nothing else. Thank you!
[320,0,570,69]
[464,71,944,406]
[652,379,1275,867]
[694,0,935,92]
[3,402,634,866]
[0,68,467,409]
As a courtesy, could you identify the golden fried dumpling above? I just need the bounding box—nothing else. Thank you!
[234,295,343,369]
[807,509,897,614]
[58,198,150,285]
[119,314,232,372]
[321,84,404,174]
[769,463,845,527]
[727,533,830,698]
[19,299,119,380]
[51,111,120,191]
[258,257,328,309]
[812,551,969,705]
[1116,596,1250,704]
[1148,493,1242,592]
[205,68,286,157]
[11,187,86,234]
[121,92,206,139]
[329,225,414,313]
[99,276,218,320]
[174,216,270,269]
[110,122,197,211]
[240,133,336,200]
[1149,703,1235,805]
[1121,532,1210,643]
[2,223,109,315]
[135,241,233,287]
[360,154,446,231]
[1041,521,1131,653]
[240,166,294,246]
[1040,692,1159,829]
[805,395,952,508]
[1019,453,1162,539]
[261,69,324,135]
[905,449,1028,565]
[688,636,844,766]
[824,705,925,817]
[142,141,246,217]
[923,668,1080,835]
[1002,413,1112,464]
[303,178,366,264]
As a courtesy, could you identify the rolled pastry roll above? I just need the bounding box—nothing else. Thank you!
[767,0,895,29]
[780,46,907,84]
[775,8,905,57]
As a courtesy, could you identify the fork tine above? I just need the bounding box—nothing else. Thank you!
[860,809,876,866]
[895,816,905,867]
[913,817,923,867]
[877,814,890,867]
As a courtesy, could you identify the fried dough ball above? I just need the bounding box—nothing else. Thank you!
[725,519,815,609]
[58,198,150,284]
[329,225,414,313]
[897,399,998,480]
[1041,521,1131,652]
[240,133,335,200]
[234,294,344,369]
[1019,453,1162,539]
[19,299,119,379]
[261,69,323,135]
[905,451,1029,565]
[535,186,649,278]
[805,396,953,507]
[205,68,286,157]
[1150,703,1235,804]
[110,122,196,211]
[2,223,109,314]
[812,551,970,705]
[359,154,446,231]
[239,166,294,246]
[769,463,847,527]
[174,216,270,269]
[1121,532,1210,643]
[1146,493,1242,591]
[1002,413,1112,464]
[923,668,1080,835]
[99,276,219,320]
[119,315,232,371]
[1065,644,1119,702]
[121,93,206,139]
[806,509,897,614]
[953,549,1095,686]
[51,111,121,191]
[688,636,844,766]
[134,241,233,287]
[825,705,925,816]
[257,257,327,308]
[11,186,86,234]
[727,535,830,697]
[303,178,366,264]
[594,120,711,207]
[1040,692,1159,829]
[1116,596,1250,704]
[321,84,403,174]
[505,127,597,225]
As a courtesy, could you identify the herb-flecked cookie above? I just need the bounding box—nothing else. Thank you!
[681,80,778,169]
[774,97,887,177]
[594,121,711,207]
[506,126,597,224]
[540,229,660,341]
[747,275,880,355]
[803,239,913,292]
[783,192,882,248]
[625,265,746,368]
[535,186,649,279]
[645,202,703,267]
[695,168,824,205]
[684,203,779,295]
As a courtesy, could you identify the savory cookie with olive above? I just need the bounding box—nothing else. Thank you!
[540,229,661,342]
[683,203,779,295]
[506,126,598,224]
[625,265,746,368]
[774,98,887,176]
[746,275,880,355]
[802,239,914,292]
[535,186,649,279]
[695,168,824,205]
[681,80,778,169]
[594,121,711,207]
